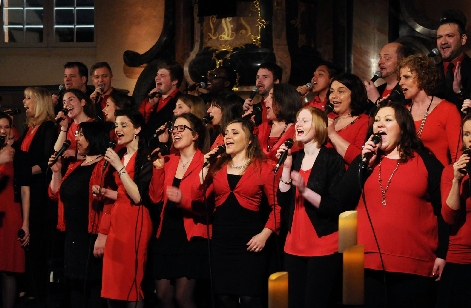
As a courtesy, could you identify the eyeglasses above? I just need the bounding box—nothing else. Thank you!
[169,125,194,133]
[208,73,227,80]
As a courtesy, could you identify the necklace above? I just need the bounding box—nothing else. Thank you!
[81,155,102,166]
[229,160,250,170]
[378,158,400,206]
[266,122,288,152]
[335,114,359,132]
[410,96,433,137]
[180,153,195,169]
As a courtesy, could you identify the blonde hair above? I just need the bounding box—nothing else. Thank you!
[295,106,328,146]
[24,87,55,127]
[178,94,207,119]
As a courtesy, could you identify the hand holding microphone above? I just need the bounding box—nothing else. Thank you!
[148,88,163,101]
[297,83,313,97]
[48,140,72,168]
[274,139,294,173]
[203,145,226,168]
[361,133,384,168]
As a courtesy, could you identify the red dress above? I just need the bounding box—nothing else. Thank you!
[0,162,25,273]
[101,152,153,301]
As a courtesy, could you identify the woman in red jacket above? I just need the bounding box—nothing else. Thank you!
[437,114,471,307]
[196,118,281,308]
[149,113,210,308]
[49,121,111,308]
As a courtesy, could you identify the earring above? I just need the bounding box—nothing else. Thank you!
[134,134,137,139]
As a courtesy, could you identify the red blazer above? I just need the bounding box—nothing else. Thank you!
[256,122,302,162]
[48,159,113,234]
[193,160,281,233]
[149,150,210,240]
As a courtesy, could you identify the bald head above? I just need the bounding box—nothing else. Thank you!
[378,42,401,80]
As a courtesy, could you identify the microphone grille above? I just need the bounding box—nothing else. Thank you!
[108,140,117,149]
[98,84,104,90]
[306,82,312,89]
[200,82,206,89]
[285,138,294,149]
[374,71,382,78]
[58,84,65,91]
[63,140,72,147]
[252,86,258,92]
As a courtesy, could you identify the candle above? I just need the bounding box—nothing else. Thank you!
[268,271,288,308]
[343,245,364,305]
[338,210,358,253]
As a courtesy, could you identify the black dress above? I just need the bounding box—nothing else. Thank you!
[152,177,209,280]
[61,163,102,280]
[211,174,268,296]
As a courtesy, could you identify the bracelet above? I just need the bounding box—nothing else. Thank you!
[117,166,125,175]
[60,130,67,133]
[118,170,126,176]
[279,177,292,185]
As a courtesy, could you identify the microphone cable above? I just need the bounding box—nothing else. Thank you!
[271,171,282,271]
[200,167,216,308]
[357,159,388,307]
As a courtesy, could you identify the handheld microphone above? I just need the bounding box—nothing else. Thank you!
[274,139,294,173]
[428,48,440,57]
[242,104,263,120]
[148,89,163,99]
[3,108,22,115]
[58,84,65,94]
[297,83,313,96]
[148,143,170,162]
[102,140,117,171]
[152,121,173,139]
[49,140,72,167]
[0,136,6,149]
[371,71,382,83]
[186,82,206,92]
[361,133,384,167]
[249,86,258,100]
[202,115,213,125]
[203,145,226,168]
[324,102,334,115]
[98,84,104,92]
[56,108,71,124]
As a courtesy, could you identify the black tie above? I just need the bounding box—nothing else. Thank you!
[445,62,454,90]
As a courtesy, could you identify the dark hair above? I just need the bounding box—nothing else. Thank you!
[216,93,244,132]
[397,54,439,95]
[461,113,471,150]
[330,73,368,116]
[64,62,88,83]
[395,43,415,62]
[0,111,12,126]
[174,113,210,153]
[272,83,303,123]
[210,118,265,173]
[78,121,110,156]
[440,9,467,36]
[316,61,342,79]
[259,62,282,83]
[109,90,136,110]
[90,62,113,77]
[114,108,145,137]
[367,102,424,163]
[158,61,184,88]
[63,88,96,119]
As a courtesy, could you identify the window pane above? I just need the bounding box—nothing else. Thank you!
[25,27,43,42]
[6,28,23,42]
[76,27,93,42]
[55,0,74,7]
[25,0,44,7]
[25,9,43,25]
[55,8,74,25]
[6,0,25,7]
[4,9,24,25]
[76,9,93,25]
[55,27,74,42]
[76,0,94,7]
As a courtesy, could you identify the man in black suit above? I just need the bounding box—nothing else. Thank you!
[436,10,471,111]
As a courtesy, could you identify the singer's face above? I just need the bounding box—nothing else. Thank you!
[172,117,196,150]
[23,91,36,118]
[173,99,192,117]
[399,67,420,100]
[115,115,141,145]
[75,129,89,156]
[0,118,11,144]
[92,67,112,93]
[373,107,400,153]
[295,109,316,144]
[63,67,87,91]
[207,68,229,94]
[329,81,352,115]
[103,97,117,122]
[378,43,399,79]
[463,120,471,149]
[436,23,467,62]
[63,92,85,119]
[265,88,277,121]
[256,68,277,96]
[155,69,177,95]
[207,102,222,126]
[311,65,331,94]
[224,122,249,156]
